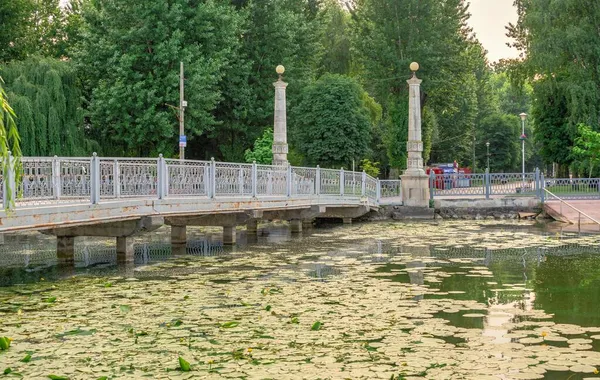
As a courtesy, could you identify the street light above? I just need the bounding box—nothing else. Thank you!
[486,141,490,171]
[519,113,528,183]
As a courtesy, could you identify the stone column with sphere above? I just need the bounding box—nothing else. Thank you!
[272,65,289,166]
[401,62,430,207]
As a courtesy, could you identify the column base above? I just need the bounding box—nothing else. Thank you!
[400,173,430,208]
[117,236,134,264]
[223,226,237,245]
[57,236,75,266]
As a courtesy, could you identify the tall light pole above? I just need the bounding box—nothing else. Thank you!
[519,113,528,182]
[486,141,490,171]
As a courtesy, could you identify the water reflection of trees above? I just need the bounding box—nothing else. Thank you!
[534,255,600,327]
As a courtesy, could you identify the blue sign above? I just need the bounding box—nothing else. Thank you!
[179,135,187,147]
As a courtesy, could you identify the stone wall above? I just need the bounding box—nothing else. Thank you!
[361,198,546,221]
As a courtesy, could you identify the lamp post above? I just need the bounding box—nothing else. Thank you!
[519,113,528,183]
[486,141,490,171]
[272,65,289,166]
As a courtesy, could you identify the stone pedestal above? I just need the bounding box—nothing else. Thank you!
[400,174,430,207]
[223,226,236,245]
[290,219,302,233]
[116,236,134,264]
[57,236,75,266]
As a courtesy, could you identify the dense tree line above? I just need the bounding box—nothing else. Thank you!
[2,0,537,175]
[506,0,600,176]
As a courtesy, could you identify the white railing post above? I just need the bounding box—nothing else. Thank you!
[210,157,216,198]
[239,164,244,196]
[3,152,16,209]
[316,165,321,196]
[52,155,61,200]
[157,154,167,200]
[340,168,345,196]
[287,164,293,197]
[361,171,366,196]
[204,162,211,198]
[376,178,381,203]
[252,161,257,198]
[90,153,100,205]
[114,159,121,199]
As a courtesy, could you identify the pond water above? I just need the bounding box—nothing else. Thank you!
[1,221,600,379]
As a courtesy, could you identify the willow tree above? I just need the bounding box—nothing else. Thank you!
[0,57,95,156]
[0,76,22,208]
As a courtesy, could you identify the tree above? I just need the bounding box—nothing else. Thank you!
[476,113,520,172]
[0,76,22,207]
[0,0,32,61]
[572,124,600,178]
[74,0,244,157]
[1,57,97,156]
[292,74,373,168]
[244,128,273,164]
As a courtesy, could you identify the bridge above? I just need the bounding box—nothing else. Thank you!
[0,154,395,265]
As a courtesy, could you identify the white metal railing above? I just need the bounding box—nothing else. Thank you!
[1,154,381,209]
[544,189,600,227]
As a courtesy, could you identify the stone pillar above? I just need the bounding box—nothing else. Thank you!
[272,65,289,166]
[246,219,258,234]
[116,236,134,264]
[57,236,75,266]
[342,218,353,225]
[401,62,430,207]
[0,234,4,245]
[290,219,302,233]
[223,226,236,245]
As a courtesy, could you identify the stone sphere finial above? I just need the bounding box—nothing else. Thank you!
[276,65,285,75]
[410,62,419,72]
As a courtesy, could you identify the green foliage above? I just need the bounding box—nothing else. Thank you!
[74,0,245,157]
[360,159,380,178]
[293,74,373,168]
[1,57,95,156]
[572,124,600,178]
[475,113,521,172]
[0,336,11,350]
[244,128,273,164]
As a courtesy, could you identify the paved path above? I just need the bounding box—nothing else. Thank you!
[544,200,600,225]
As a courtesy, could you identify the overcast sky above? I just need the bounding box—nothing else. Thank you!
[467,0,520,63]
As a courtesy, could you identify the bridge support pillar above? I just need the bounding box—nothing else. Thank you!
[343,217,353,225]
[57,236,75,266]
[116,237,134,264]
[302,219,314,230]
[223,226,236,245]
[246,219,259,234]
[290,219,302,233]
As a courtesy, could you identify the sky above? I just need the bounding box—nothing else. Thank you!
[467,0,520,63]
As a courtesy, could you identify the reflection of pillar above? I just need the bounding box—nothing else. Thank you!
[290,219,302,233]
[171,226,187,256]
[116,237,134,264]
[272,65,289,166]
[401,62,430,207]
[406,245,431,301]
[302,219,314,230]
[223,226,236,245]
[57,236,75,266]
[343,218,352,225]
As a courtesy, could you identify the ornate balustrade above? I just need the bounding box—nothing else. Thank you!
[1,154,380,209]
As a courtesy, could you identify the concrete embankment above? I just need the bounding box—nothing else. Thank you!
[362,198,545,221]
